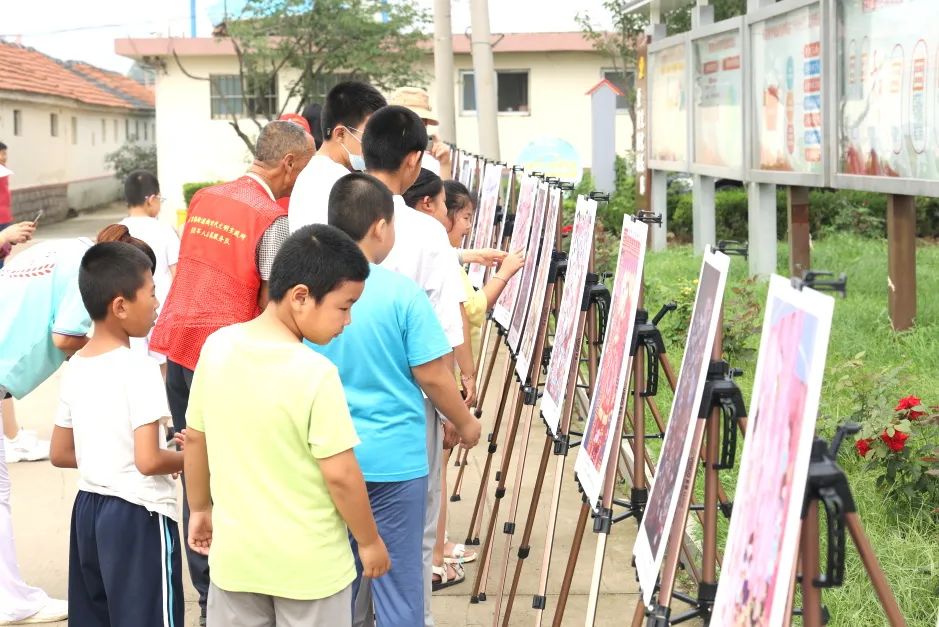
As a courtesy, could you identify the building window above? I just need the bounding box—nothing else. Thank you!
[461,70,530,114]
[143,121,148,141]
[51,113,60,137]
[13,110,21,136]
[209,74,279,119]
[135,120,140,139]
[101,119,107,142]
[125,118,130,139]
[113,119,118,141]
[71,117,78,144]
[602,68,635,111]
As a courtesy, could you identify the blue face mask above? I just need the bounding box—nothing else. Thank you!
[342,126,366,171]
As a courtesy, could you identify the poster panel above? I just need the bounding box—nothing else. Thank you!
[838,0,939,189]
[468,163,506,288]
[492,176,538,329]
[573,217,648,511]
[507,183,550,353]
[541,197,597,435]
[650,41,690,166]
[693,25,745,171]
[712,275,834,627]
[515,187,562,381]
[634,248,730,605]
[751,2,824,175]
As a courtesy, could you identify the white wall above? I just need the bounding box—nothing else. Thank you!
[423,51,635,171]
[154,55,303,219]
[0,95,153,207]
[151,50,634,222]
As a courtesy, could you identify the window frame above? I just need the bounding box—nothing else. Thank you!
[51,113,60,138]
[209,73,279,120]
[12,109,22,136]
[459,69,532,116]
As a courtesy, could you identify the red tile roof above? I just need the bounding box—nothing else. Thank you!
[116,31,599,60]
[0,41,153,110]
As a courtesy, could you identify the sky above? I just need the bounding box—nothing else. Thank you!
[0,0,613,74]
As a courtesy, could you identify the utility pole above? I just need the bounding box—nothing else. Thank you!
[433,0,457,143]
[469,0,500,159]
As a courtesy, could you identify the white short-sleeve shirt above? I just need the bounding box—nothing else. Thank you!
[55,347,178,520]
[381,195,465,347]
[288,155,352,232]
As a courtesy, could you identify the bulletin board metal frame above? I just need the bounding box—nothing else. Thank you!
[828,0,939,197]
[745,0,831,188]
[648,31,693,173]
[689,16,749,182]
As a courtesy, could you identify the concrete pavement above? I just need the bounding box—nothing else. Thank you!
[7,205,644,626]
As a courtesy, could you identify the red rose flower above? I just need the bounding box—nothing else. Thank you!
[561,225,573,235]
[855,438,872,457]
[880,429,909,453]
[895,395,925,419]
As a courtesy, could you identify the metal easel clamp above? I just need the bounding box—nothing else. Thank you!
[531,171,546,179]
[548,250,569,284]
[493,204,504,225]
[628,303,675,397]
[502,212,516,239]
[558,181,575,191]
[532,595,547,610]
[512,165,525,172]
[581,272,600,311]
[592,506,614,534]
[697,360,747,471]
[553,432,571,456]
[588,191,611,202]
[792,269,848,298]
[716,239,749,259]
[646,604,671,627]
[636,210,663,225]
[522,385,540,406]
[803,423,860,589]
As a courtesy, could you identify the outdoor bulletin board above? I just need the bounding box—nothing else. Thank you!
[834,0,939,196]
[691,17,746,180]
[747,0,827,186]
[649,33,691,172]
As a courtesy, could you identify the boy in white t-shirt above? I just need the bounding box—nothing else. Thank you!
[50,241,184,627]
[120,170,180,373]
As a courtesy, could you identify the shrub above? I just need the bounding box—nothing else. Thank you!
[105,141,157,181]
[183,181,222,207]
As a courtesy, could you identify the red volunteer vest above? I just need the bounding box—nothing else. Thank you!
[150,176,285,370]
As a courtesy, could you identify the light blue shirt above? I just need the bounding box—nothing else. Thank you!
[0,238,93,398]
[309,264,451,482]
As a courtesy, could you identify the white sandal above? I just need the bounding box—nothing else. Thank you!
[432,562,465,591]
[443,543,477,564]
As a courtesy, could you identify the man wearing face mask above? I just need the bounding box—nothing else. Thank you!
[288,81,387,232]
[149,120,314,626]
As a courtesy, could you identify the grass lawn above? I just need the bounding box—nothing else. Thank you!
[609,233,939,626]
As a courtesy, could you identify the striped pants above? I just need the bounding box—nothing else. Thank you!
[69,491,184,627]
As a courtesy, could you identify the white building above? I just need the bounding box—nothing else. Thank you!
[0,42,155,223]
[116,33,633,218]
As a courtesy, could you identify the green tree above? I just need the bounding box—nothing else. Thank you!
[577,0,746,151]
[179,0,430,155]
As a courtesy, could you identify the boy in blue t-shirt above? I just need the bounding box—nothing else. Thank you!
[312,172,481,626]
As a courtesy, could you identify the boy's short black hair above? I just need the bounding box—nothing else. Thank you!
[0,141,7,151]
[444,179,474,222]
[322,81,387,140]
[124,170,160,207]
[269,224,370,303]
[328,173,394,242]
[362,106,427,173]
[79,241,153,321]
[402,168,443,211]
[301,102,324,149]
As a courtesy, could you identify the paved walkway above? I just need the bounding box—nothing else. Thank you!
[7,205,643,625]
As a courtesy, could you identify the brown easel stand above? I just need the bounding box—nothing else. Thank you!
[450,166,522,503]
[484,226,592,625]
[797,426,906,627]
[469,180,564,604]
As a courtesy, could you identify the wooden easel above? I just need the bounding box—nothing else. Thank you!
[470,181,564,603]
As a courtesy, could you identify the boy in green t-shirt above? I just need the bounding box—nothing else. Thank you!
[183,225,390,627]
